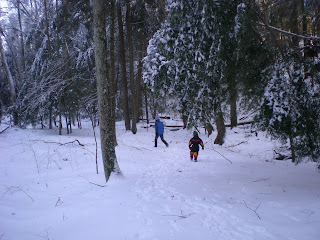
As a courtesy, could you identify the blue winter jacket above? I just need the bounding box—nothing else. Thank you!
[155,120,164,135]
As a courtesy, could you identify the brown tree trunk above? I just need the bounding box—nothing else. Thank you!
[214,109,226,145]
[230,86,237,128]
[126,0,137,134]
[92,0,121,182]
[117,3,130,131]
[290,0,299,48]
[301,0,307,47]
[110,0,117,146]
[144,84,149,124]
[136,44,143,123]
[289,134,296,163]
[58,94,62,135]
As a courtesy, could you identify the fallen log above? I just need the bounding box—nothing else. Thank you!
[225,121,253,127]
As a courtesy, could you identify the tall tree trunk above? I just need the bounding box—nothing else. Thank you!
[290,0,299,48]
[136,44,143,123]
[289,134,296,163]
[230,86,237,128]
[316,4,320,37]
[0,32,18,125]
[58,94,62,135]
[301,0,307,47]
[214,106,226,145]
[126,0,137,134]
[17,0,25,72]
[144,84,149,124]
[55,0,63,133]
[117,3,130,131]
[92,0,121,182]
[44,0,53,129]
[110,0,117,146]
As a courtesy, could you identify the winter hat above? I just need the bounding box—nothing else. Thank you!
[155,116,159,121]
[193,131,198,137]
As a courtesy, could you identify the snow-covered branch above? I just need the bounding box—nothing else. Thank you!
[258,22,320,41]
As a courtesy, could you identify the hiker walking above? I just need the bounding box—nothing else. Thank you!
[189,131,204,162]
[154,116,169,147]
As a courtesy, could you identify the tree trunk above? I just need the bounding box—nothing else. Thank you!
[144,84,149,124]
[117,3,130,131]
[290,0,299,48]
[17,0,25,72]
[214,108,226,145]
[92,0,121,182]
[230,86,237,128]
[110,0,117,146]
[58,94,62,135]
[289,134,296,163]
[136,44,143,123]
[126,0,137,134]
[44,0,53,129]
[301,0,307,47]
[0,32,18,125]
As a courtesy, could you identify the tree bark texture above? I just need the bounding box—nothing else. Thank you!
[136,44,143,123]
[290,0,299,48]
[110,0,117,146]
[17,0,25,72]
[214,109,226,145]
[117,3,130,131]
[144,84,149,124]
[230,86,237,128]
[92,0,121,182]
[126,0,137,134]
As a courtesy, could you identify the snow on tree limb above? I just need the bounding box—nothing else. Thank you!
[258,22,320,41]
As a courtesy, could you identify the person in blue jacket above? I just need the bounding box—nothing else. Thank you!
[154,116,169,147]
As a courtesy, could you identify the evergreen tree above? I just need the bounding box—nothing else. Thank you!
[144,0,270,144]
[258,54,320,163]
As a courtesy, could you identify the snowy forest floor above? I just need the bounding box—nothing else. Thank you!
[0,118,319,240]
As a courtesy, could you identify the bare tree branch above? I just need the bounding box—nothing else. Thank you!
[258,22,320,41]
[44,139,85,147]
[0,126,10,134]
[243,200,261,219]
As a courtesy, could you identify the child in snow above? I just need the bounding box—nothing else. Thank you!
[189,131,204,162]
[154,116,169,147]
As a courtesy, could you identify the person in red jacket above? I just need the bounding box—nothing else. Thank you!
[189,131,204,162]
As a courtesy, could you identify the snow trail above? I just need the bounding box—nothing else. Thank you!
[1,122,319,240]
[128,129,275,240]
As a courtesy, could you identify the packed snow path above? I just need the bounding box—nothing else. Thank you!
[0,121,319,239]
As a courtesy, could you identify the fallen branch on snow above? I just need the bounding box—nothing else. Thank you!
[2,186,34,202]
[0,126,10,134]
[243,200,261,219]
[163,210,195,219]
[225,121,253,127]
[44,139,85,147]
[206,146,233,164]
[89,182,107,187]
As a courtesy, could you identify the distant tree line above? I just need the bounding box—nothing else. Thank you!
[0,0,165,135]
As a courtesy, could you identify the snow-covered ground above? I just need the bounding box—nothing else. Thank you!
[0,118,319,240]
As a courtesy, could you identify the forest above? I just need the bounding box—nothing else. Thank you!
[0,0,320,173]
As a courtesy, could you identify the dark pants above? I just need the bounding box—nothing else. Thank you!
[155,133,168,147]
